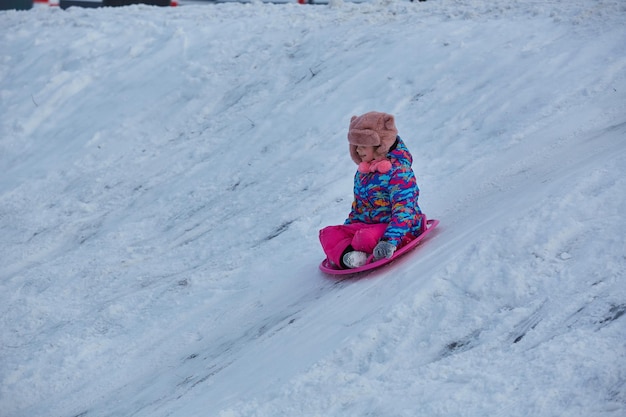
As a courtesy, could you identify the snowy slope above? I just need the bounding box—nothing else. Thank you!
[1,1,626,416]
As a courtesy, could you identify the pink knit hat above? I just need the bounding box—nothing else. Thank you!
[347,111,398,164]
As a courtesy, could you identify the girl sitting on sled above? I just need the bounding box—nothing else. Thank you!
[319,111,424,269]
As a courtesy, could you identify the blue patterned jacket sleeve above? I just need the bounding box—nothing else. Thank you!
[344,137,422,247]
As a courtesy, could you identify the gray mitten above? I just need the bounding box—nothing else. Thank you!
[373,240,396,260]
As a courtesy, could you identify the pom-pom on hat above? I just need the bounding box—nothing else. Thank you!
[347,111,398,164]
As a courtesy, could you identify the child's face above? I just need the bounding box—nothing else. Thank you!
[356,145,377,162]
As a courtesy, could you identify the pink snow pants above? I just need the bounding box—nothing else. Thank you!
[319,223,388,267]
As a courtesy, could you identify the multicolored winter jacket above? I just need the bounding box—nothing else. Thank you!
[344,136,422,247]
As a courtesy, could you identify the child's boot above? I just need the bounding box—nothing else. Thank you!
[342,251,368,269]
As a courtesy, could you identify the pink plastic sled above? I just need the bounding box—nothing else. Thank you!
[319,218,439,275]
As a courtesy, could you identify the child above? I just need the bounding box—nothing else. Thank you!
[319,111,423,269]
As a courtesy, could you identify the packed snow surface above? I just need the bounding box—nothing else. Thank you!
[1,1,626,416]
